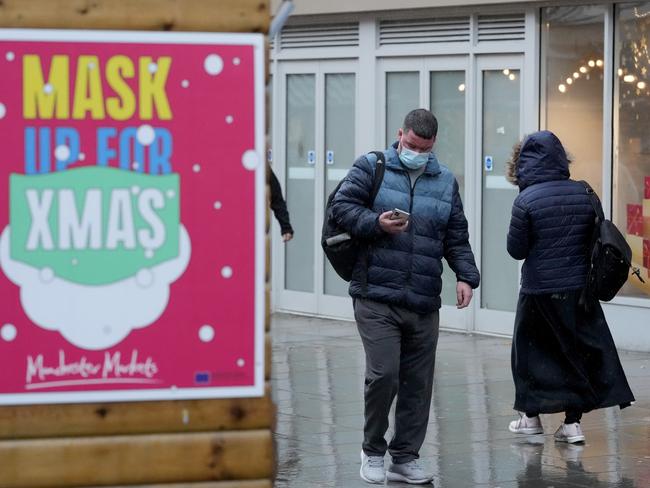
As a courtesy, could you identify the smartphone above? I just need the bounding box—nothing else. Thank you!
[390,208,410,221]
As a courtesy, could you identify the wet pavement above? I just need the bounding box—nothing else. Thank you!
[270,312,650,487]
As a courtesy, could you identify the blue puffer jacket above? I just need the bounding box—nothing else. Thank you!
[507,131,597,294]
[331,143,480,313]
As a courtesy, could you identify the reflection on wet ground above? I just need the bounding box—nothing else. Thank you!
[271,313,650,487]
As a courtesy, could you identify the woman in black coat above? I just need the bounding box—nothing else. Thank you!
[506,130,634,443]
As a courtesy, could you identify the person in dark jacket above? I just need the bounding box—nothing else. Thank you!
[269,167,294,242]
[331,109,480,484]
[506,130,634,444]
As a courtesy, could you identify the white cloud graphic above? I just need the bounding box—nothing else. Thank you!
[0,225,191,350]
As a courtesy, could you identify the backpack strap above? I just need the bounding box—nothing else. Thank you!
[367,151,386,207]
[579,180,605,223]
[359,151,386,296]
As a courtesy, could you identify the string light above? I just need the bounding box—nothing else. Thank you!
[553,11,648,97]
[555,55,606,93]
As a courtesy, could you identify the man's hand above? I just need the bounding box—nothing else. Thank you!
[378,211,409,234]
[282,233,294,242]
[456,281,473,309]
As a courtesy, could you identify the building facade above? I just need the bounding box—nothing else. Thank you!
[269,0,650,351]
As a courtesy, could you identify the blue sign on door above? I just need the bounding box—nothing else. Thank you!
[484,155,493,172]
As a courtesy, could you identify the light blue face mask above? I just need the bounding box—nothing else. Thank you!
[399,147,430,170]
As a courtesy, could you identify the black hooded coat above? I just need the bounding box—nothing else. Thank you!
[508,131,634,415]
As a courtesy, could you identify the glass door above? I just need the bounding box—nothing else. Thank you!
[474,55,524,335]
[379,57,471,331]
[274,60,358,318]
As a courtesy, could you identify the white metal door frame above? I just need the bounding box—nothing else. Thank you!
[274,59,359,319]
[473,54,526,336]
[377,55,474,331]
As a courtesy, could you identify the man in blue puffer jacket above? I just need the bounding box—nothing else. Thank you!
[331,109,480,485]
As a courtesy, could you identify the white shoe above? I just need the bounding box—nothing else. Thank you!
[554,422,585,444]
[386,459,434,485]
[509,413,544,435]
[360,450,385,484]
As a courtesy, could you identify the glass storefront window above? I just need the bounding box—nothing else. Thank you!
[541,6,605,194]
[285,74,315,293]
[324,73,356,297]
[386,72,419,146]
[615,2,650,299]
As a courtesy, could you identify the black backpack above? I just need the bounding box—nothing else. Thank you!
[581,181,645,302]
[321,152,386,282]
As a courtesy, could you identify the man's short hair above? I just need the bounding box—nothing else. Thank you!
[402,109,438,139]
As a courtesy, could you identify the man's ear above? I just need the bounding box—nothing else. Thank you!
[397,128,403,140]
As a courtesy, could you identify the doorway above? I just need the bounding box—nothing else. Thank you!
[274,60,359,318]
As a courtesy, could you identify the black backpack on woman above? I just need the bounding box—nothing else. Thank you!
[581,181,645,302]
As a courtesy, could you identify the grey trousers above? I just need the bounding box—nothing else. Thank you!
[354,298,440,464]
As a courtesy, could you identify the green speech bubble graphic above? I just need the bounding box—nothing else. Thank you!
[10,167,180,285]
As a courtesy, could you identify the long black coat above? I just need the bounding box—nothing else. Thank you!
[508,131,634,414]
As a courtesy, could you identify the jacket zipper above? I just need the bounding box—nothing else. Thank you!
[404,172,424,293]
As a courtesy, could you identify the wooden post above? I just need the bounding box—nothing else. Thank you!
[0,1,274,486]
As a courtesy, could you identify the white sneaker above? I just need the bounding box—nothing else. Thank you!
[387,459,434,485]
[360,450,385,484]
[509,413,544,435]
[554,422,585,444]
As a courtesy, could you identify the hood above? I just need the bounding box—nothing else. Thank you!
[515,131,570,191]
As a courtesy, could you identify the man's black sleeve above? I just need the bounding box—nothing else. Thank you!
[269,169,294,235]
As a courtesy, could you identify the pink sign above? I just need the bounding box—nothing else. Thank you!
[0,30,266,404]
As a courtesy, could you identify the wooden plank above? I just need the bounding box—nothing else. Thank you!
[0,430,273,487]
[265,234,271,284]
[89,482,272,488]
[265,181,271,234]
[0,386,273,439]
[265,283,271,331]
[0,0,269,33]
[265,333,271,380]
